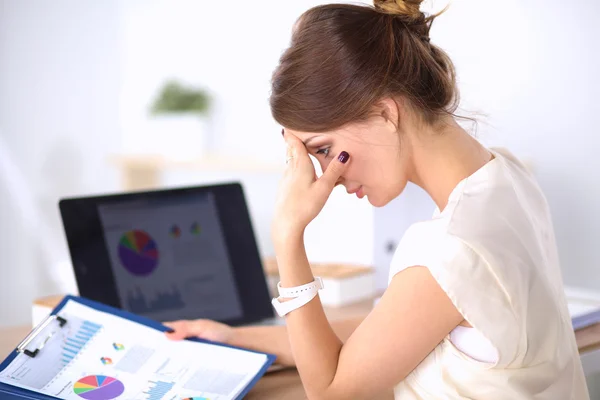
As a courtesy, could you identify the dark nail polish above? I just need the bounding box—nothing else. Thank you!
[166,329,174,333]
[281,129,284,136]
[338,151,349,164]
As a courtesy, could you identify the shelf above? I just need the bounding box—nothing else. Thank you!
[109,153,284,173]
[108,153,284,191]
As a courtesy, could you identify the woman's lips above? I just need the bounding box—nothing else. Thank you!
[356,186,365,199]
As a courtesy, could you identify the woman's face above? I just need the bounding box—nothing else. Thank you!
[285,116,411,207]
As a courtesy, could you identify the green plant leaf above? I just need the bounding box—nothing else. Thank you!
[150,80,211,117]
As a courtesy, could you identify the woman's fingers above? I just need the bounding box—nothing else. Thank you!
[165,320,235,344]
[163,320,208,341]
[283,131,317,179]
[315,151,350,194]
[164,319,229,340]
[163,321,189,341]
[284,131,311,162]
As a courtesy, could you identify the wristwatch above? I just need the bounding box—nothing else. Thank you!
[277,277,323,298]
[271,277,324,317]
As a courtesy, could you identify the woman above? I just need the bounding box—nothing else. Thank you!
[165,1,589,398]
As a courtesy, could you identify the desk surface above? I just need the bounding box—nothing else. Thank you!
[2,298,600,399]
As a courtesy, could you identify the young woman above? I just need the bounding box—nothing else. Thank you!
[165,1,590,398]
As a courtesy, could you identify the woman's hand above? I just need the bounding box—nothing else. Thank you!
[272,132,350,244]
[163,319,235,344]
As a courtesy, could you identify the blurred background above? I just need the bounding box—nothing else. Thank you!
[0,0,599,330]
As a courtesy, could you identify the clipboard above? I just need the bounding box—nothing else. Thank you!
[0,295,276,400]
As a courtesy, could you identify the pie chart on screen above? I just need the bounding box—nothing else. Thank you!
[73,375,125,400]
[118,230,159,276]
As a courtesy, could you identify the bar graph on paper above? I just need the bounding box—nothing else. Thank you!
[0,316,102,390]
[144,380,175,400]
[61,320,101,367]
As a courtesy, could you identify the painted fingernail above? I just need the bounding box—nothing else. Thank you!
[166,329,175,333]
[281,128,284,136]
[338,151,349,164]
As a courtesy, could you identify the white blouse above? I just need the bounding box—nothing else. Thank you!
[389,147,589,399]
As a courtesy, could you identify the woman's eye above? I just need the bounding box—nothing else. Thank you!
[316,148,330,157]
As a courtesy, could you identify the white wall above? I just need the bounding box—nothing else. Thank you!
[432,0,600,288]
[0,0,122,326]
[0,0,598,327]
[118,0,329,158]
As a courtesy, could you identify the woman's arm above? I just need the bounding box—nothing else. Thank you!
[269,133,465,399]
[164,315,365,368]
[230,317,365,367]
[274,235,464,400]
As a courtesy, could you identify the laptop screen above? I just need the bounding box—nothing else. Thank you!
[59,183,274,325]
[97,191,244,323]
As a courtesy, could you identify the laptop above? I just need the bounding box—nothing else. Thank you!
[58,182,282,328]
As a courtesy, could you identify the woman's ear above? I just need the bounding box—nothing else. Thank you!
[377,98,401,129]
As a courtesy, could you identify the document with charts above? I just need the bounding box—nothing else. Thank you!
[0,297,274,400]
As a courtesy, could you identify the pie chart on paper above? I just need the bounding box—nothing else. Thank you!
[73,375,125,400]
[118,230,159,276]
[181,397,210,400]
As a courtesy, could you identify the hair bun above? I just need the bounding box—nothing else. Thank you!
[373,0,423,21]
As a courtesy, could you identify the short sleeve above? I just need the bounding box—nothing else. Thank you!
[389,221,521,368]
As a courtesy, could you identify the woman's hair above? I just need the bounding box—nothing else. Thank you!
[269,0,460,132]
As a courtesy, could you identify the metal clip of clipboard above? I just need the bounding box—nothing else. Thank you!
[16,314,67,358]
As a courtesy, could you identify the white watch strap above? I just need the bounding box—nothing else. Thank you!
[271,289,319,317]
[277,277,324,298]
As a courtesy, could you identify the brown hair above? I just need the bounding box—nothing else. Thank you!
[269,0,460,133]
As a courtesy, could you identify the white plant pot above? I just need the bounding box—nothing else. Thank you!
[147,115,207,160]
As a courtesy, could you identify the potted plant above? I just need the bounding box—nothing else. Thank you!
[147,80,212,160]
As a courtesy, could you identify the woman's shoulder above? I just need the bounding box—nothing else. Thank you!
[441,146,552,249]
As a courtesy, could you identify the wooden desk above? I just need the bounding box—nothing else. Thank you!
[0,325,30,360]
[3,298,600,399]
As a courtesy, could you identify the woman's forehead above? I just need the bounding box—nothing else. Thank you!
[285,129,327,143]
